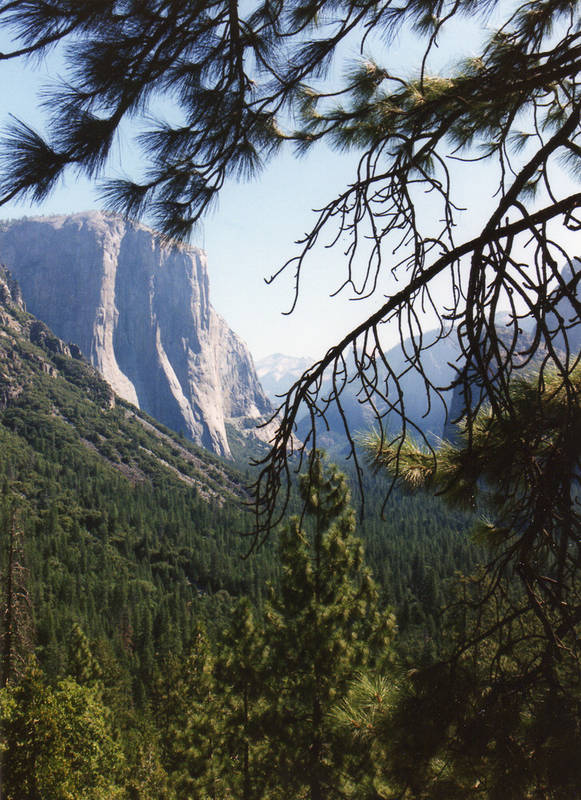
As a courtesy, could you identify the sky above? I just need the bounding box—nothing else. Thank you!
[0,34,368,360]
[0,3,576,362]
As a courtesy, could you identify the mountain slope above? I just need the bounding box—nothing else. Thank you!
[0,266,246,503]
[0,212,271,457]
[0,264,281,686]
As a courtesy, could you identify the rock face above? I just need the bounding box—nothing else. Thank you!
[0,212,272,457]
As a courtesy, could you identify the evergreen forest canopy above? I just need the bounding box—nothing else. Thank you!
[0,264,486,797]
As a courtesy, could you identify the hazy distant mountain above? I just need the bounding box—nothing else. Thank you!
[0,212,272,458]
[263,258,581,456]
[443,259,580,440]
[256,353,315,401]
[547,258,581,355]
[260,336,462,455]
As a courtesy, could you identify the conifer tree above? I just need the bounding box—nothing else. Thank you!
[0,507,33,800]
[357,368,581,798]
[122,718,171,800]
[363,365,581,666]
[265,454,395,799]
[66,622,102,687]
[216,597,273,800]
[0,511,33,688]
[153,626,233,799]
[0,661,125,800]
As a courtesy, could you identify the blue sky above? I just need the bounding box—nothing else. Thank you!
[1,4,577,361]
[0,38,370,359]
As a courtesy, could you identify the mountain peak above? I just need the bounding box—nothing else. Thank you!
[0,214,272,457]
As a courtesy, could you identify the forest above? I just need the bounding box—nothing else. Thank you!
[1,405,578,798]
[0,269,490,798]
[0,274,484,798]
[0,263,579,798]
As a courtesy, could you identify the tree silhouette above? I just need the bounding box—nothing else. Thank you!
[362,364,581,673]
[349,366,581,797]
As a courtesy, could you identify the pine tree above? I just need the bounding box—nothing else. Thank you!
[357,367,581,798]
[0,661,125,800]
[265,454,395,799]
[153,627,233,799]
[66,622,102,687]
[362,365,581,665]
[216,597,273,800]
[0,508,33,800]
[0,511,33,688]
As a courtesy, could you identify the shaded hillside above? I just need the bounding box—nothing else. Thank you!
[259,335,460,457]
[0,265,249,502]
[0,265,275,687]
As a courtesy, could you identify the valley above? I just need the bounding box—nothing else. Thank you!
[0,222,486,798]
[1,0,580,794]
[0,200,578,798]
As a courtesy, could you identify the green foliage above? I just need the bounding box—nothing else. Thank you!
[152,628,235,799]
[215,598,274,800]
[121,719,171,800]
[335,575,581,799]
[145,458,400,799]
[0,279,476,701]
[0,662,124,800]
[355,367,581,798]
[0,1,579,579]
[0,288,282,703]
[264,455,396,798]
[363,366,581,656]
[1,0,578,242]
[0,508,33,686]
[0,266,544,797]
[66,622,102,687]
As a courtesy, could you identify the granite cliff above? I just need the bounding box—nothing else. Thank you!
[0,212,272,457]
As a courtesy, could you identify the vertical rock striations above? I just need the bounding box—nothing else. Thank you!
[0,211,271,457]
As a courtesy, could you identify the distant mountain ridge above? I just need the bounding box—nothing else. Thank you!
[258,271,581,454]
[256,353,315,401]
[258,337,461,455]
[0,211,272,457]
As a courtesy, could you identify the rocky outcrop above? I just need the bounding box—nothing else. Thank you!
[0,263,101,408]
[0,212,272,457]
[0,267,23,311]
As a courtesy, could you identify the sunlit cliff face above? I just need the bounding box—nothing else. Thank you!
[0,211,272,457]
